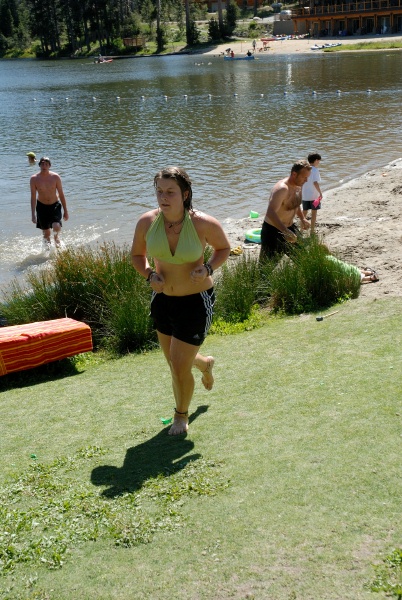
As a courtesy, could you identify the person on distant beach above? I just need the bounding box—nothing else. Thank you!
[30,157,69,251]
[302,152,323,233]
[27,151,37,166]
[259,160,311,261]
[131,166,230,436]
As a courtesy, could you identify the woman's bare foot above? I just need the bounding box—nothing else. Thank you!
[201,356,215,391]
[169,412,189,435]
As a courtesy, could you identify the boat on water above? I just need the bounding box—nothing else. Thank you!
[224,55,255,61]
[94,58,113,63]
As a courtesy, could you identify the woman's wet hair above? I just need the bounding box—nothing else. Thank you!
[154,166,193,210]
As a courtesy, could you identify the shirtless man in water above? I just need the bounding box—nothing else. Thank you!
[30,157,69,250]
[260,160,311,260]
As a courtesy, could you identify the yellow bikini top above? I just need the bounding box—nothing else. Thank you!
[145,210,203,265]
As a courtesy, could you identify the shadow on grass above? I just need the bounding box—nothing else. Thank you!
[91,405,209,498]
[0,358,82,392]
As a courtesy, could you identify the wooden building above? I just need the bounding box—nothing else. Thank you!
[290,0,402,37]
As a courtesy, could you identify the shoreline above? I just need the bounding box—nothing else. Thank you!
[5,32,402,61]
[198,33,402,57]
[223,158,402,299]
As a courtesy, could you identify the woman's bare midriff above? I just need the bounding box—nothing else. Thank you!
[155,260,213,296]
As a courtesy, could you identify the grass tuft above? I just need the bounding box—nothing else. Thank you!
[259,236,361,314]
[0,243,155,352]
[214,253,261,323]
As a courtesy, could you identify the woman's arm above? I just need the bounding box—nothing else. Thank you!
[131,212,156,280]
[190,213,231,283]
[201,214,231,272]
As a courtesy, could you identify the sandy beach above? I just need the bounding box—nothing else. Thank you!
[222,158,402,299]
[203,34,402,57]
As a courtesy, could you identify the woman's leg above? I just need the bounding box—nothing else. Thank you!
[157,332,200,435]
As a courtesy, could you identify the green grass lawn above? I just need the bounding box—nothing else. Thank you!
[1,297,401,599]
[325,41,402,52]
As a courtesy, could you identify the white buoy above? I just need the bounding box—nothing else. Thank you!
[336,90,341,94]
[164,95,168,100]
[116,96,120,100]
[65,97,69,101]
[33,98,37,101]
[233,93,238,97]
[312,90,317,95]
[92,96,96,101]
[50,98,54,101]
[141,95,145,100]
[367,88,372,93]
[260,94,264,98]
[208,94,212,99]
[284,91,288,95]
[183,94,188,99]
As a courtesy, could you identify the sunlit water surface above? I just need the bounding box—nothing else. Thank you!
[1,51,401,288]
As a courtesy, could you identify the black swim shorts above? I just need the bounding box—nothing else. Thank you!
[259,221,300,260]
[36,200,62,230]
[302,200,321,211]
[150,288,215,346]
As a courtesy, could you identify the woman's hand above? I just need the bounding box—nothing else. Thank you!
[149,272,165,292]
[190,264,209,284]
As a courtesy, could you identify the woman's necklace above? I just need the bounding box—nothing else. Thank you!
[164,214,185,234]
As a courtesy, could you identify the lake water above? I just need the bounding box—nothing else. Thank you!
[1,50,401,290]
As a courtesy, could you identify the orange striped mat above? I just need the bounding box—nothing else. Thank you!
[0,318,93,376]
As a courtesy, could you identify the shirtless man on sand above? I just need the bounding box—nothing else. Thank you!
[260,160,311,260]
[30,157,69,250]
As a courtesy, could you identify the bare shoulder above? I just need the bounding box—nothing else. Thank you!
[132,209,159,252]
[273,178,289,193]
[270,178,290,202]
[190,209,223,230]
[136,208,159,231]
[190,209,229,247]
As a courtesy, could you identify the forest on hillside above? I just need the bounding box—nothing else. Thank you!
[0,0,246,57]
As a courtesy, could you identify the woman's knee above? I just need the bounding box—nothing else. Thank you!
[169,354,195,381]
